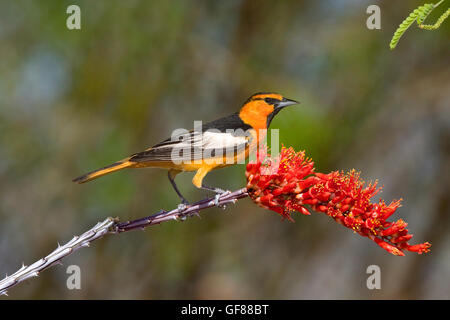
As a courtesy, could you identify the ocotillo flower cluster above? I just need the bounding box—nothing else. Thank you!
[245,147,431,256]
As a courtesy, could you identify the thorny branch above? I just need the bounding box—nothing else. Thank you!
[0,188,249,296]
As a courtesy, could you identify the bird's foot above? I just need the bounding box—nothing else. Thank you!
[177,199,190,211]
[213,190,231,208]
[200,185,231,208]
[214,193,221,207]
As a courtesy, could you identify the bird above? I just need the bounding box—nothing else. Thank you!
[73,92,299,204]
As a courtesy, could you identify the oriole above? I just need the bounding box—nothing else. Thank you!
[73,92,299,203]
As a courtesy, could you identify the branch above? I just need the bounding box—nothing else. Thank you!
[0,188,249,296]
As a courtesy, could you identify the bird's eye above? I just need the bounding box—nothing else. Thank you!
[264,98,278,104]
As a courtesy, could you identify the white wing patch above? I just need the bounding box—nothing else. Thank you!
[131,130,250,164]
[199,131,247,149]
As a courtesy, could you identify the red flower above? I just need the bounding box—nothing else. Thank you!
[246,147,431,256]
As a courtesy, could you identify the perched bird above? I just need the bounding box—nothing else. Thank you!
[73,92,299,204]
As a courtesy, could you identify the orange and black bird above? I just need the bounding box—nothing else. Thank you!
[73,92,299,203]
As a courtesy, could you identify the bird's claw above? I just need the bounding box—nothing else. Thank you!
[214,193,221,207]
[213,190,231,209]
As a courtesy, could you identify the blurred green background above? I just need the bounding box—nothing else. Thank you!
[0,0,449,299]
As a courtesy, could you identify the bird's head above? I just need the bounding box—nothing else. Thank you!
[239,92,299,129]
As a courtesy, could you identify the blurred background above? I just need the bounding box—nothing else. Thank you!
[0,0,449,299]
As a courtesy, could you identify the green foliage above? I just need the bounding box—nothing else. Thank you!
[417,3,435,25]
[390,0,449,49]
[419,7,450,29]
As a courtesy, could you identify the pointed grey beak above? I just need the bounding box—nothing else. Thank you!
[276,98,299,109]
[266,97,300,127]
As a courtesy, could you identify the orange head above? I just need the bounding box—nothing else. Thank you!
[238,92,299,130]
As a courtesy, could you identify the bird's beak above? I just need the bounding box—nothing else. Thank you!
[276,98,299,109]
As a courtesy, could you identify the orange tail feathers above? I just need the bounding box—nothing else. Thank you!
[73,159,133,184]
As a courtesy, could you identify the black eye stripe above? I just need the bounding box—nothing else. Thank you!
[264,97,280,105]
[245,96,283,104]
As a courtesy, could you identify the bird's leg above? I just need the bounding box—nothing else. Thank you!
[200,184,227,194]
[168,170,189,209]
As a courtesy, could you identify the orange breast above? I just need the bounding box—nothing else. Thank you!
[238,100,274,131]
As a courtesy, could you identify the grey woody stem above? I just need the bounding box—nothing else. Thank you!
[0,188,249,296]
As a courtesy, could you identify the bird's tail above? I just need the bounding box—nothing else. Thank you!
[73,159,132,184]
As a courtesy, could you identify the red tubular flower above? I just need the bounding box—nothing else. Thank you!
[246,147,431,256]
